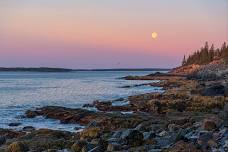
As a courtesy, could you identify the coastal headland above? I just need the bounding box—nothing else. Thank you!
[0,62,227,152]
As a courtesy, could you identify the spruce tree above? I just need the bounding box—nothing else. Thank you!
[182,55,186,65]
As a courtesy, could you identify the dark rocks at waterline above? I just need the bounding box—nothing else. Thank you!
[22,126,35,132]
[24,106,149,130]
[25,110,38,118]
[84,100,133,112]
[8,123,22,127]
[25,106,98,125]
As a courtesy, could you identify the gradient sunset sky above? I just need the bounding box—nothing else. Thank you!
[0,0,228,69]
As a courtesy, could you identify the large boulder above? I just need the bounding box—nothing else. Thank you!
[6,142,29,152]
[71,140,87,152]
[80,127,101,139]
[202,117,222,131]
[203,120,217,131]
[120,129,144,146]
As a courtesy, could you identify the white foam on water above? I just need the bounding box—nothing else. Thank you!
[0,71,165,131]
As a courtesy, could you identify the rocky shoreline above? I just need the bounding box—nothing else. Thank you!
[0,73,227,152]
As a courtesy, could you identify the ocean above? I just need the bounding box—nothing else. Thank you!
[0,71,164,131]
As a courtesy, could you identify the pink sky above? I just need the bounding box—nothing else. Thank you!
[0,0,228,68]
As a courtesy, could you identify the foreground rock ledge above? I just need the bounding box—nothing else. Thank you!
[1,74,227,151]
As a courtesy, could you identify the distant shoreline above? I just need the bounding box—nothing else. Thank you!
[0,67,171,72]
[0,67,73,72]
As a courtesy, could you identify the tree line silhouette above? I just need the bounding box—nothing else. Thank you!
[182,42,228,66]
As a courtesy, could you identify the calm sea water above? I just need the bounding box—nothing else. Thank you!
[0,71,163,131]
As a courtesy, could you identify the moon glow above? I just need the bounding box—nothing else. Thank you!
[152,32,158,39]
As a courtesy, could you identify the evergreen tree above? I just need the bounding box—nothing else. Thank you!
[183,42,228,66]
[209,44,214,61]
[182,55,186,65]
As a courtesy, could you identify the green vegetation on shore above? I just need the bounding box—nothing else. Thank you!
[182,42,228,66]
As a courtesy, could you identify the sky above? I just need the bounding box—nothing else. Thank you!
[0,0,228,69]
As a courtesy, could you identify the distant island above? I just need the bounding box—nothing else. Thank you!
[0,67,73,72]
[0,67,170,72]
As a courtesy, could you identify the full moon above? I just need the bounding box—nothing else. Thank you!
[152,32,158,39]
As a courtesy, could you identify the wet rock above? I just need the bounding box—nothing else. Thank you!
[22,126,35,132]
[202,117,222,131]
[224,103,228,127]
[25,110,38,118]
[135,121,153,132]
[86,121,98,128]
[155,137,172,149]
[197,131,213,151]
[94,100,132,112]
[7,129,73,151]
[158,131,168,137]
[167,140,201,152]
[58,149,71,152]
[25,106,146,131]
[113,98,125,102]
[207,139,218,149]
[168,124,180,132]
[0,136,6,145]
[203,120,217,131]
[223,140,228,151]
[0,129,25,139]
[143,131,156,141]
[111,130,122,138]
[80,127,101,139]
[8,123,22,127]
[106,142,121,151]
[74,126,83,131]
[169,117,192,126]
[6,142,29,152]
[71,140,87,152]
[47,149,58,152]
[143,131,157,145]
[120,129,144,146]
[200,83,225,96]
[225,85,228,97]
[82,104,94,108]
[90,139,108,152]
[155,133,178,149]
